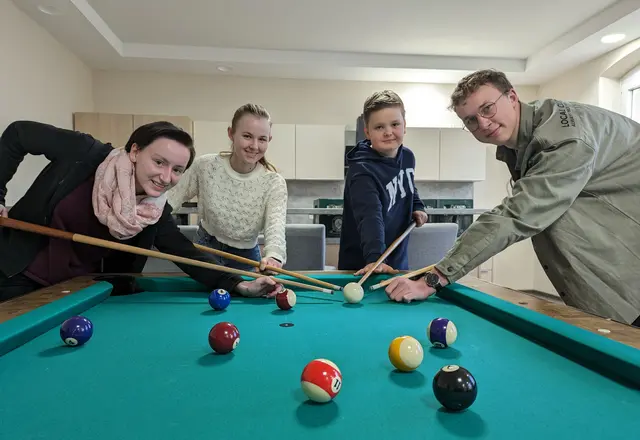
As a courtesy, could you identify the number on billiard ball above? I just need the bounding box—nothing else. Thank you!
[209,289,231,310]
[60,316,93,347]
[432,365,477,411]
[275,289,296,310]
[427,317,457,348]
[208,322,240,354]
[300,359,342,403]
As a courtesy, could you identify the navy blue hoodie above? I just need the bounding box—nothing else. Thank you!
[338,139,425,270]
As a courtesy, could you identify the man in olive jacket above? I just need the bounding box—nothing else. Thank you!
[385,69,640,327]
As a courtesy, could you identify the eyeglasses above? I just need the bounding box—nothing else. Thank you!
[462,93,506,132]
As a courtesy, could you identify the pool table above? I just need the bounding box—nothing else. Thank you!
[1,272,639,440]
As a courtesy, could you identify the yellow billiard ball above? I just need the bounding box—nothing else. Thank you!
[388,335,424,371]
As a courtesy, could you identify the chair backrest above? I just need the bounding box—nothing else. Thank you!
[259,224,326,271]
[143,224,327,273]
[179,225,199,242]
[407,223,459,270]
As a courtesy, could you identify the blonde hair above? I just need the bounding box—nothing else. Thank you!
[449,69,514,110]
[362,90,406,125]
[220,103,277,172]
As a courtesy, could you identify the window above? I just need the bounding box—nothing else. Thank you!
[632,88,640,123]
[621,64,640,121]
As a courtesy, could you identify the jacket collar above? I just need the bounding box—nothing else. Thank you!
[495,101,536,180]
[495,100,535,166]
[515,100,535,150]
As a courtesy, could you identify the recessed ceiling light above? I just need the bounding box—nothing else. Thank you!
[37,5,63,15]
[601,33,625,44]
[217,66,232,72]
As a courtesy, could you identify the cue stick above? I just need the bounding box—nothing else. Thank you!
[357,222,417,286]
[193,243,342,291]
[0,217,333,295]
[368,264,436,291]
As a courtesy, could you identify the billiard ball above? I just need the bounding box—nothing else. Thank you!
[432,365,477,411]
[427,317,457,348]
[275,289,296,310]
[300,358,342,403]
[208,322,240,354]
[60,316,93,347]
[343,282,364,304]
[388,335,424,371]
[209,289,231,310]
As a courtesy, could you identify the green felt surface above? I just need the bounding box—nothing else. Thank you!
[1,274,639,440]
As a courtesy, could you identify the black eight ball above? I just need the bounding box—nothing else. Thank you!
[432,365,478,411]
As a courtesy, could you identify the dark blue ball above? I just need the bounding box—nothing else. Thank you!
[209,289,231,310]
[427,317,458,348]
[60,316,93,346]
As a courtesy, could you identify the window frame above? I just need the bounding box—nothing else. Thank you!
[620,64,640,121]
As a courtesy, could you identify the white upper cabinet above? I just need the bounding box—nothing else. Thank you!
[295,124,346,180]
[192,121,231,156]
[266,124,296,179]
[439,128,487,181]
[403,127,440,181]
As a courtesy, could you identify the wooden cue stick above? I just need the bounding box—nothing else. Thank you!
[193,243,342,291]
[357,222,417,286]
[0,217,333,295]
[368,264,436,291]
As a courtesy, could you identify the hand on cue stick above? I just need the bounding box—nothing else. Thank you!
[0,217,333,295]
[368,264,436,291]
[357,222,417,286]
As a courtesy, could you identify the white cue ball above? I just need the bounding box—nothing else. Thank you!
[343,282,364,304]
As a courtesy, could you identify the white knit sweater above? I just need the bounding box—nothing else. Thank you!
[167,154,288,263]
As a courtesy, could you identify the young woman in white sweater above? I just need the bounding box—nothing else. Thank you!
[167,104,288,272]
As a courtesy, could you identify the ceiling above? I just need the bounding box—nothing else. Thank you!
[12,0,640,85]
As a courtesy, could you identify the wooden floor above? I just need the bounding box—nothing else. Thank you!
[458,277,640,349]
[1,272,639,349]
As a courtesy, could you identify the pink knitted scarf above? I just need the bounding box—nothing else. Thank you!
[92,149,166,240]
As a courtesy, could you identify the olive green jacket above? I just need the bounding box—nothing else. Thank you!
[436,99,640,325]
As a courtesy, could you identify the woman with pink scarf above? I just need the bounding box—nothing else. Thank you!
[0,120,277,301]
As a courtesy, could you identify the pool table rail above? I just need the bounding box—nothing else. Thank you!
[1,271,639,360]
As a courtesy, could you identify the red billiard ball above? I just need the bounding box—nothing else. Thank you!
[275,289,296,310]
[208,322,240,354]
[300,359,342,403]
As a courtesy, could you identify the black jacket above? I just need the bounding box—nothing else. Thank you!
[0,120,243,292]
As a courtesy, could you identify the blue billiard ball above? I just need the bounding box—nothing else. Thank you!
[60,316,93,347]
[427,317,458,348]
[209,289,231,310]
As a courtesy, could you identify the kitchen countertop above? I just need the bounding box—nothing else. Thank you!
[174,207,490,215]
[286,208,490,215]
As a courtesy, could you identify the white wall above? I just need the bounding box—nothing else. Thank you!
[537,60,602,105]
[93,70,539,130]
[538,38,640,111]
[0,0,94,205]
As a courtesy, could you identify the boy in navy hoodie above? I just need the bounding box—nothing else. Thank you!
[338,90,428,274]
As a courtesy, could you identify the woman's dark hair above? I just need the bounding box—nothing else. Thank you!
[124,121,196,169]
